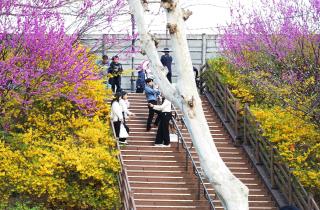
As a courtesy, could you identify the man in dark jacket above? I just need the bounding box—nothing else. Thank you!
[108,55,123,92]
[136,66,146,93]
[160,47,173,83]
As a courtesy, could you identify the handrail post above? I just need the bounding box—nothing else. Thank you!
[185,151,189,171]
[177,131,180,150]
[224,87,228,120]
[213,72,217,104]
[270,147,276,189]
[233,99,240,146]
[255,139,261,164]
[197,177,201,200]
[288,168,293,205]
[308,194,312,210]
[243,104,248,145]
[234,100,239,138]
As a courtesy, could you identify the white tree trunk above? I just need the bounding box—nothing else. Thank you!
[127,0,249,209]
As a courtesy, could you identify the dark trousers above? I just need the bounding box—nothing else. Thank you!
[136,87,144,93]
[147,100,160,129]
[113,121,129,142]
[155,112,172,145]
[110,76,121,92]
[166,72,172,83]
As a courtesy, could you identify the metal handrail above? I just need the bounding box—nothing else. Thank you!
[171,106,216,210]
[110,121,136,210]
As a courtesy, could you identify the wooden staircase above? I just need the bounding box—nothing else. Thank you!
[121,93,278,210]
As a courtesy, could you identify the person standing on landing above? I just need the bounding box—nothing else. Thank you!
[160,48,173,83]
[108,55,123,92]
[145,78,161,131]
[149,97,172,146]
[136,65,146,93]
[111,92,127,144]
[97,55,110,87]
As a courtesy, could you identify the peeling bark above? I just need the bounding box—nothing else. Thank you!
[160,0,176,11]
[182,8,192,21]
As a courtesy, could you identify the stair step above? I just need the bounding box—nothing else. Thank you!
[133,192,200,200]
[134,199,212,206]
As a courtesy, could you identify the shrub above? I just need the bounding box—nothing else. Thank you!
[251,106,320,197]
[203,57,255,104]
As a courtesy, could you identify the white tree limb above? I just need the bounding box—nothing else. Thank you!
[127,0,179,103]
[127,0,249,209]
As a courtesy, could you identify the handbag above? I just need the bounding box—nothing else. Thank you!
[170,133,178,142]
[119,123,129,138]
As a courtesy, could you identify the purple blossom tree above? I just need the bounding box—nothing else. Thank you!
[0,0,127,130]
[220,0,320,123]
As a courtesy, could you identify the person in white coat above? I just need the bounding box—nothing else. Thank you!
[111,92,128,144]
[149,97,172,146]
[120,91,135,121]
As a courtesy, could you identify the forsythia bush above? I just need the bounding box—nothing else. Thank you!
[204,58,255,104]
[0,47,120,209]
[251,106,320,196]
[0,82,120,209]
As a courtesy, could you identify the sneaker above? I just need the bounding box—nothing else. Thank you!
[154,144,162,147]
[162,144,171,147]
[119,141,128,145]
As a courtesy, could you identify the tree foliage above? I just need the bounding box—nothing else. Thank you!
[220,0,320,123]
[0,1,121,209]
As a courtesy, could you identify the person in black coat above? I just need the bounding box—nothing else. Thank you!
[149,97,172,146]
[108,55,123,92]
[136,66,146,93]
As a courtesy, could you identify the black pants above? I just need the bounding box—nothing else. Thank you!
[155,112,172,145]
[147,100,160,130]
[113,121,129,142]
[136,87,144,93]
[110,76,121,92]
[166,72,172,83]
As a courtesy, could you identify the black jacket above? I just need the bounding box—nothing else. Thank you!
[108,62,123,76]
[160,54,172,73]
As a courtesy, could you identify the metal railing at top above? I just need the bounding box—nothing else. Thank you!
[110,121,136,210]
[201,67,320,210]
[171,106,216,210]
